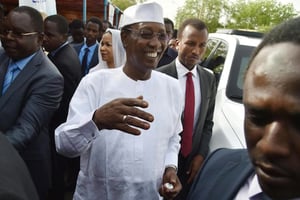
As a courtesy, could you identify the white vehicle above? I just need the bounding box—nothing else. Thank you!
[201,29,262,152]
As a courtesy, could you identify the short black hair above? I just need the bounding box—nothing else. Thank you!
[86,17,103,31]
[69,19,84,30]
[45,14,69,34]
[12,6,43,33]
[164,18,174,30]
[177,18,207,39]
[102,19,113,29]
[248,16,300,68]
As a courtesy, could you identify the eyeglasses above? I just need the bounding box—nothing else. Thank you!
[125,28,167,41]
[0,30,39,39]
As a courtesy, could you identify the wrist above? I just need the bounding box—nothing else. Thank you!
[165,164,177,173]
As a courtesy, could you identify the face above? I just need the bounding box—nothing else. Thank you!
[100,32,114,67]
[0,11,42,60]
[71,28,84,43]
[177,25,208,70]
[43,20,66,52]
[243,42,300,199]
[168,38,177,51]
[122,22,167,79]
[165,23,173,42]
[84,21,100,45]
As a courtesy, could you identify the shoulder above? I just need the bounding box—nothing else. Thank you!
[156,61,176,74]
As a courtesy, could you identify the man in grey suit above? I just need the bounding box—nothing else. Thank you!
[187,16,300,200]
[157,18,216,199]
[0,6,64,199]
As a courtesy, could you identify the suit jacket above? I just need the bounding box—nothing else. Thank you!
[157,61,216,160]
[48,43,82,130]
[0,49,64,198]
[157,47,178,68]
[187,149,272,200]
[73,43,99,75]
[0,133,39,200]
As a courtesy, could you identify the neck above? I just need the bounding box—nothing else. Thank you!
[123,65,152,81]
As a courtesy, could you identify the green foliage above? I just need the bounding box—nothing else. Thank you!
[110,0,138,11]
[175,0,298,33]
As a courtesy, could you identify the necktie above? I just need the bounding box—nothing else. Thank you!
[81,48,89,76]
[2,63,19,95]
[181,72,195,157]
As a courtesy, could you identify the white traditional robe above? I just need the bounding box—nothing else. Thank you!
[55,67,183,200]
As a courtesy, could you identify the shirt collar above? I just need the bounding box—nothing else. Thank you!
[50,41,68,56]
[10,53,36,71]
[175,58,198,79]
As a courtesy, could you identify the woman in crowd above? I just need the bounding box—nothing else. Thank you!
[90,28,126,72]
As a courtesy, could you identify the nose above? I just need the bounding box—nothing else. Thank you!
[258,120,291,158]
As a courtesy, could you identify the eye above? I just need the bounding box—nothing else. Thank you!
[139,30,153,39]
[245,107,272,127]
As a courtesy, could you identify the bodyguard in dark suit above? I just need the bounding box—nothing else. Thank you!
[73,17,102,77]
[0,133,39,200]
[188,16,300,200]
[157,18,216,199]
[0,6,64,199]
[43,14,82,200]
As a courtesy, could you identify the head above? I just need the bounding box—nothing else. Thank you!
[84,17,103,46]
[98,28,126,68]
[177,18,208,70]
[69,19,84,44]
[102,20,113,32]
[164,18,174,42]
[243,16,300,199]
[119,2,167,80]
[43,14,69,52]
[0,6,44,60]
[0,3,5,35]
[168,38,177,51]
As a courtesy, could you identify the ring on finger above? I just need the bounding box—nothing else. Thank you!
[122,115,128,122]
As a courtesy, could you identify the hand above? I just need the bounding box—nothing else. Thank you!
[186,154,204,184]
[159,167,182,199]
[92,96,154,135]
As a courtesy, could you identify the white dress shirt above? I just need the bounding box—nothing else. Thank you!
[175,58,201,131]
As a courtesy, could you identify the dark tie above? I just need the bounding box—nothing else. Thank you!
[81,47,89,76]
[2,63,19,95]
[181,72,195,157]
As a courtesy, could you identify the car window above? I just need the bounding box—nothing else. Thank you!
[202,39,228,85]
[226,45,256,102]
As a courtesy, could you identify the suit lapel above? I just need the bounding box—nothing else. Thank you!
[0,50,42,106]
[215,152,254,200]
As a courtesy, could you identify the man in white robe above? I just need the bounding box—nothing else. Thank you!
[55,2,184,200]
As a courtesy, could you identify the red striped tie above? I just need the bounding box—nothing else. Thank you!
[181,72,195,157]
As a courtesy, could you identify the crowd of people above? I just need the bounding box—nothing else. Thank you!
[0,1,300,200]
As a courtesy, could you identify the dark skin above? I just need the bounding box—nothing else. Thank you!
[84,21,100,46]
[43,20,67,52]
[92,22,181,199]
[176,24,208,184]
[244,42,300,200]
[1,11,43,61]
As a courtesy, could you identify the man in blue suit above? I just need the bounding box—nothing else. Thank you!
[0,6,63,199]
[73,17,102,77]
[187,16,300,200]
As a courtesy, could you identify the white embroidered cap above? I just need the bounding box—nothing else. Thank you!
[119,1,164,28]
